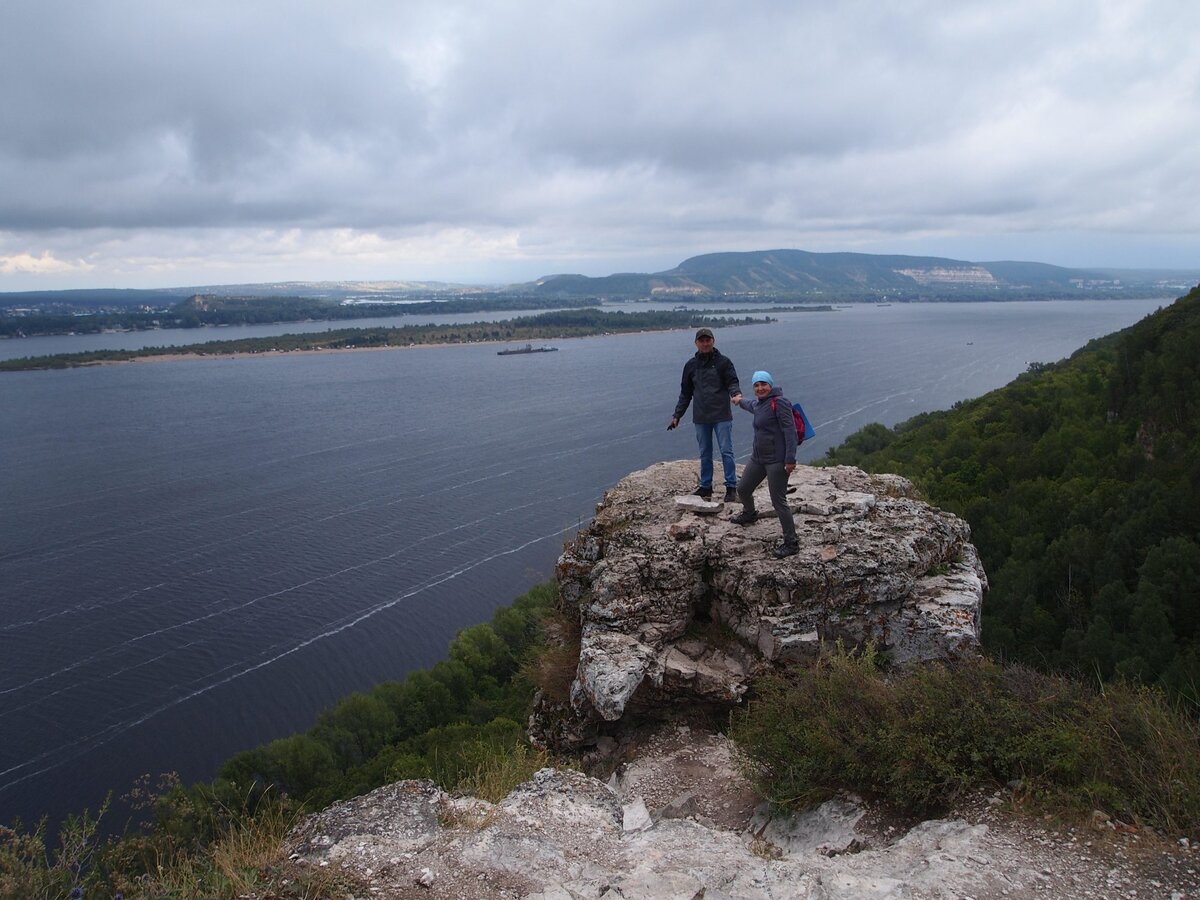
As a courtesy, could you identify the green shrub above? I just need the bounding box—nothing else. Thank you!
[730,644,1200,834]
[0,799,109,900]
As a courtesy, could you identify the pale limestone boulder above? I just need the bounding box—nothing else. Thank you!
[533,460,986,748]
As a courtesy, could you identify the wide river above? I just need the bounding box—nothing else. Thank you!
[0,298,1170,828]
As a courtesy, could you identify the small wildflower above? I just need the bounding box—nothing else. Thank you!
[69,889,83,900]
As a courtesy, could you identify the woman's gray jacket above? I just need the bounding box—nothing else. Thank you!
[737,386,798,465]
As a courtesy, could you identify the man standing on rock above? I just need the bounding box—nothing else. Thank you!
[668,327,741,502]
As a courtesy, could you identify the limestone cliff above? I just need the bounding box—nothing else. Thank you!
[531,460,986,752]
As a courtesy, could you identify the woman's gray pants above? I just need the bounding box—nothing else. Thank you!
[737,460,797,545]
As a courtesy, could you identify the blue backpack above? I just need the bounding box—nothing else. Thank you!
[772,397,816,446]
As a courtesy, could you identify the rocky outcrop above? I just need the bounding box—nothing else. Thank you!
[286,723,1195,898]
[282,461,1199,898]
[532,460,986,751]
[285,737,915,899]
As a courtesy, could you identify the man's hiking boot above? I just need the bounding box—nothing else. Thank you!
[724,487,738,503]
[730,510,757,525]
[692,486,713,499]
[773,541,799,559]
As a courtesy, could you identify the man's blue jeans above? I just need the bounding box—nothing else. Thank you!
[694,420,736,490]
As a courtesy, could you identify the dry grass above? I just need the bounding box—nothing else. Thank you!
[521,609,581,704]
[455,742,553,804]
[437,798,498,831]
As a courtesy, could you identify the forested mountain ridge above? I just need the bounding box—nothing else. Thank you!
[531,249,1192,299]
[825,284,1200,700]
[5,251,1192,318]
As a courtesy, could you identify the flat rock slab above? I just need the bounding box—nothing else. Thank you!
[674,494,725,514]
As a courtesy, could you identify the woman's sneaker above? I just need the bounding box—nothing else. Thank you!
[730,510,757,525]
[724,487,739,503]
[773,542,799,558]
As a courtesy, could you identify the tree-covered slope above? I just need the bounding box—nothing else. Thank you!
[528,249,1143,299]
[824,285,1200,700]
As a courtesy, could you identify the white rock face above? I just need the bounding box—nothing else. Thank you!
[285,744,904,899]
[286,726,1191,898]
[534,460,987,749]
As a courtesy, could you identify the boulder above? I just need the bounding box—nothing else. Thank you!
[531,460,986,750]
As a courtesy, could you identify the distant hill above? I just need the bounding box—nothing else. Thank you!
[3,251,1195,312]
[529,249,1196,300]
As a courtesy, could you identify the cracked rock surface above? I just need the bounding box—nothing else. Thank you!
[533,460,986,750]
[287,724,1200,899]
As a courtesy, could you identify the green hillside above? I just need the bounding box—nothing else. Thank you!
[825,285,1200,701]
[529,248,1168,299]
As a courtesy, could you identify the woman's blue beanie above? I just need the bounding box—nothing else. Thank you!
[751,370,773,386]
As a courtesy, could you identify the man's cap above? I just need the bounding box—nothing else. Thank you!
[695,327,714,340]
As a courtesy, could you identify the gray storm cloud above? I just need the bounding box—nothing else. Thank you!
[1,0,1197,287]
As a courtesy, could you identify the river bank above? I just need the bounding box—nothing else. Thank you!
[0,309,773,371]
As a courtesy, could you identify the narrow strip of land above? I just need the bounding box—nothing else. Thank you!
[1,309,783,372]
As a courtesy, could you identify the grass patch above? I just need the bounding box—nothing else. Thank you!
[1,800,110,900]
[0,789,364,900]
[455,741,552,804]
[729,643,1200,835]
[520,608,581,705]
[110,799,298,898]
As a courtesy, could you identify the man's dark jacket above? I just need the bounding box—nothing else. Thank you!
[673,348,741,424]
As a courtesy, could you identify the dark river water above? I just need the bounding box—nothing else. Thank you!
[0,298,1169,828]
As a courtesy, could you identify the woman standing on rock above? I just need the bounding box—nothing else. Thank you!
[730,371,799,558]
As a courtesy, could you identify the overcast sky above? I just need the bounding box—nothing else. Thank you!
[2,0,1198,290]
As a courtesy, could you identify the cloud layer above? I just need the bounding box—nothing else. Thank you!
[2,0,1198,288]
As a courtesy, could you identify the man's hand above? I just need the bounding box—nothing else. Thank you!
[731,393,742,405]
[667,417,679,430]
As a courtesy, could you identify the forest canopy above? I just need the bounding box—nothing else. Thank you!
[824,284,1200,702]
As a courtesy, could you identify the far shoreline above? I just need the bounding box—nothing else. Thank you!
[117,337,562,366]
[1,310,780,372]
